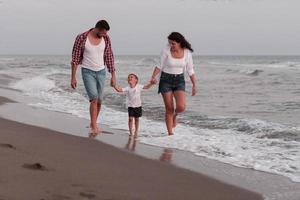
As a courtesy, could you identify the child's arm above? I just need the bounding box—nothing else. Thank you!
[113,84,124,93]
[143,82,154,90]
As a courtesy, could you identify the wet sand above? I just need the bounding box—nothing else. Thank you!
[0,96,263,200]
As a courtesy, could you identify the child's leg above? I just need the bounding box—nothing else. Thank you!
[134,117,139,136]
[128,117,134,136]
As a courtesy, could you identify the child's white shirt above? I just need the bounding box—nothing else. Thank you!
[122,84,144,108]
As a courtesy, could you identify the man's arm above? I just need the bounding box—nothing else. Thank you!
[70,33,84,89]
[71,63,78,89]
[103,35,116,87]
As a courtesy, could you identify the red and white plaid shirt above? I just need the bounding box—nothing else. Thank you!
[71,29,115,73]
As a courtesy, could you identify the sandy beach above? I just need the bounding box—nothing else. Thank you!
[0,95,264,200]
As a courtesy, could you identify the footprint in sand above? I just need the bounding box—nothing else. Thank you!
[22,163,48,171]
[0,143,16,149]
[79,192,97,199]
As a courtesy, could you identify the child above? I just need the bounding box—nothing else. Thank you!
[113,73,153,137]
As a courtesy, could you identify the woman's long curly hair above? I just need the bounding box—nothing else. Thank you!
[168,32,193,52]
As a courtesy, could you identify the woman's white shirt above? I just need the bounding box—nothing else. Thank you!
[158,46,194,76]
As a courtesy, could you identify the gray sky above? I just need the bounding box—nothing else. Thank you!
[0,0,299,55]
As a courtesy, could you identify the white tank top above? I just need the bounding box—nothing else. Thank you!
[81,37,106,71]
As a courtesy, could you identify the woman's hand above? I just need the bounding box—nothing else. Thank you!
[150,76,157,84]
[191,85,196,96]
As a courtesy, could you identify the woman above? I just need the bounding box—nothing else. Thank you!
[150,32,196,135]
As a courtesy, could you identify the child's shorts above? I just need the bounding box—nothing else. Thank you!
[128,107,142,118]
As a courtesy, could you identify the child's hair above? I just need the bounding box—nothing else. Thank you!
[128,73,139,82]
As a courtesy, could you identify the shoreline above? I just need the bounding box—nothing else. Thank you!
[1,87,300,200]
[0,95,263,200]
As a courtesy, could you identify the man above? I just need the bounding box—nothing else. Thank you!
[71,20,116,135]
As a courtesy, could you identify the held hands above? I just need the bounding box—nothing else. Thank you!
[150,76,157,84]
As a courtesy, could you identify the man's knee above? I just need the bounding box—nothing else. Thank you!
[90,98,98,104]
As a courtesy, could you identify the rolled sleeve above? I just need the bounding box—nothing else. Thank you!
[71,34,84,66]
[104,36,115,73]
[158,47,168,70]
[186,50,195,76]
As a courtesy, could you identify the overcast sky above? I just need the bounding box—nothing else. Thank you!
[0,0,299,55]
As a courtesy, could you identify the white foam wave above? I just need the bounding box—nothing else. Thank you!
[140,121,300,183]
[16,78,300,183]
[10,76,56,92]
[208,61,300,69]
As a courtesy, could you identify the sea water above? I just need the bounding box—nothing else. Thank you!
[0,55,299,183]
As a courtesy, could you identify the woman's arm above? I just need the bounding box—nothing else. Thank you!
[150,66,161,84]
[143,82,154,90]
[189,74,196,96]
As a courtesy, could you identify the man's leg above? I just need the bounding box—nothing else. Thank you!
[90,99,99,134]
[95,69,106,133]
[82,68,100,134]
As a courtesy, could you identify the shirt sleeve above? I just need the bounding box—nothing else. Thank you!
[157,46,169,70]
[186,50,195,76]
[71,34,83,66]
[139,84,145,91]
[104,35,115,73]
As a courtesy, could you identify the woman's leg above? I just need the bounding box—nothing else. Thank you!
[173,90,186,128]
[162,92,175,135]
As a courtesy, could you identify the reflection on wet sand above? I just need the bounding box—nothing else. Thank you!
[125,136,136,151]
[159,148,173,162]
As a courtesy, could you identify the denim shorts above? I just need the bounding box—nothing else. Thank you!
[81,67,106,102]
[158,71,185,93]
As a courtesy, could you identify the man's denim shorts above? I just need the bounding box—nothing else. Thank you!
[158,71,185,94]
[81,67,106,102]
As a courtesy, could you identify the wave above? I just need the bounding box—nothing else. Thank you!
[10,76,56,93]
[208,61,300,69]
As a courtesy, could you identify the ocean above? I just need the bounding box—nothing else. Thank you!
[0,55,299,183]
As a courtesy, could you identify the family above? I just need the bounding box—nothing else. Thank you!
[71,20,197,137]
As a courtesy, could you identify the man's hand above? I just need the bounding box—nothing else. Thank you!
[110,71,116,87]
[71,78,77,89]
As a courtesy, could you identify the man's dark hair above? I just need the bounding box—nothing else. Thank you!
[95,20,110,31]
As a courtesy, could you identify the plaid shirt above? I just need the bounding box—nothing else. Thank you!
[71,29,115,73]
